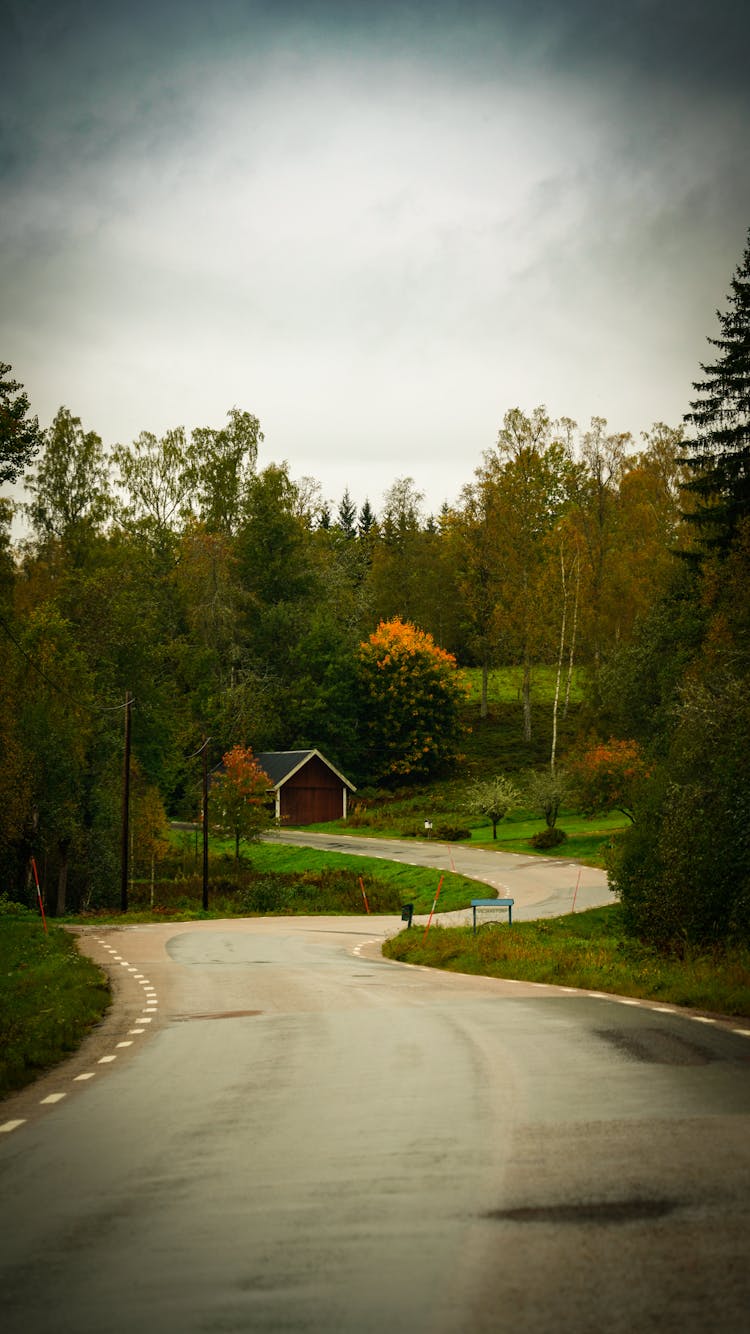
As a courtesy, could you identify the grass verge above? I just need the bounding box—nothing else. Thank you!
[63,835,477,921]
[382,904,750,1017]
[0,910,111,1098]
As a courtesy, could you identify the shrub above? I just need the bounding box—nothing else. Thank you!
[530,827,567,850]
[239,875,296,914]
[433,824,471,841]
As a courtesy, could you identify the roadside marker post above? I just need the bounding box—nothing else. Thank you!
[571,867,582,913]
[30,857,47,934]
[359,877,371,914]
[422,876,444,942]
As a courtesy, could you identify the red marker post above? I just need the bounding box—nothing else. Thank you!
[30,857,47,934]
[422,875,443,942]
[359,877,370,914]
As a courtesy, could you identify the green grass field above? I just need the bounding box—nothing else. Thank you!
[304,799,627,868]
[462,664,587,706]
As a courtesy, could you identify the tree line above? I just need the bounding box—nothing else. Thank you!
[1,226,748,940]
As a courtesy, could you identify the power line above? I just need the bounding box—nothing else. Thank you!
[0,610,134,715]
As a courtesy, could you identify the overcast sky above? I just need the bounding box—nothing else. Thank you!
[2,0,749,519]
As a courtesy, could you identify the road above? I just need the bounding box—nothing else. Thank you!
[268,828,615,918]
[1,915,749,1332]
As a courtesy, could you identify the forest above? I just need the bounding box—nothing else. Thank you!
[1,230,748,945]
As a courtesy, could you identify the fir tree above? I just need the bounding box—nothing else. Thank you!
[336,488,357,539]
[357,498,376,538]
[682,229,750,551]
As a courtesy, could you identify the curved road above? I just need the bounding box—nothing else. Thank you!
[268,828,615,919]
[1,914,749,1332]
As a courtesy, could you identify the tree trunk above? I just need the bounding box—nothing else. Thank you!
[522,653,532,743]
[56,838,70,916]
[551,542,567,773]
[563,552,580,719]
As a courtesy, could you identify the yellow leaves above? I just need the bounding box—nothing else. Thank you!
[358,617,466,782]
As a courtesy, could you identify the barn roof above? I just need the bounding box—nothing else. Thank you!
[255,749,356,792]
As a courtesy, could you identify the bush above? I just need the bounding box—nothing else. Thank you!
[433,824,471,841]
[239,875,296,914]
[530,827,567,850]
[0,893,35,917]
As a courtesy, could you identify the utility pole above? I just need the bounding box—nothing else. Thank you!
[120,691,132,913]
[202,736,210,911]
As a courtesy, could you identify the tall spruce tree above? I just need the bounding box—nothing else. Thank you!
[682,229,750,551]
[336,488,357,539]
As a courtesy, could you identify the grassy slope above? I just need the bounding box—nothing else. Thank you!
[383,905,750,1017]
[131,831,482,917]
[0,914,111,1097]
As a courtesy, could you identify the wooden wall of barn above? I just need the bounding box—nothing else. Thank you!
[279,755,347,824]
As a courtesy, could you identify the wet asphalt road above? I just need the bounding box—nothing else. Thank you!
[267,828,615,918]
[1,915,749,1333]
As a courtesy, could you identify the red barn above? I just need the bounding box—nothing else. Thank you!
[255,750,356,825]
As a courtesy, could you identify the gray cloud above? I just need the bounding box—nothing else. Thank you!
[1,1,749,516]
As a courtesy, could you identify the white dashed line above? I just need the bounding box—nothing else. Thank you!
[74,1073,95,1081]
[1,1120,26,1134]
[116,1041,133,1048]
[139,1016,153,1023]
[128,1028,145,1035]
[98,1055,117,1064]
[40,1093,67,1105]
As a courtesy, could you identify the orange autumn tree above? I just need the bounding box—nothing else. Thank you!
[358,618,468,783]
[569,738,650,823]
[212,745,272,861]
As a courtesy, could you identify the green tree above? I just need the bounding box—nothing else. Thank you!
[358,499,376,538]
[25,407,110,559]
[358,618,467,783]
[113,426,197,542]
[0,362,43,484]
[192,407,262,534]
[477,407,571,740]
[524,767,572,829]
[17,606,96,914]
[129,766,170,906]
[336,489,358,539]
[464,775,520,839]
[445,485,501,718]
[682,228,750,552]
[610,521,750,944]
[566,416,631,699]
